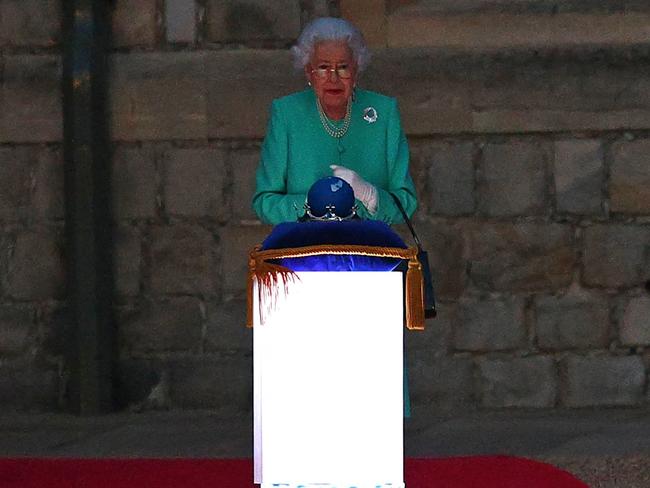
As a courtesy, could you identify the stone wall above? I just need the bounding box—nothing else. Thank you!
[1,0,649,414]
[0,0,65,411]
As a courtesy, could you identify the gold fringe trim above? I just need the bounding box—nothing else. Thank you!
[247,244,425,331]
[246,245,298,328]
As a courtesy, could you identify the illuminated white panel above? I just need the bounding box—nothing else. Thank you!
[254,271,404,487]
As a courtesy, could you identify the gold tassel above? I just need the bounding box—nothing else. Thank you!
[405,255,425,330]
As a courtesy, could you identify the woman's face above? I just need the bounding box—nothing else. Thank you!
[305,41,357,111]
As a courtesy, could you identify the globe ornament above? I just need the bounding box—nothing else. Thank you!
[303,176,358,221]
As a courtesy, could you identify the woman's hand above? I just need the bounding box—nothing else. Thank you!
[330,165,378,214]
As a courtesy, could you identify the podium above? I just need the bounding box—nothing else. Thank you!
[253,271,405,488]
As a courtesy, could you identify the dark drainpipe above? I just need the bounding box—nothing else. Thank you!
[62,0,115,415]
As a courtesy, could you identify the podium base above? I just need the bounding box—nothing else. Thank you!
[254,272,404,487]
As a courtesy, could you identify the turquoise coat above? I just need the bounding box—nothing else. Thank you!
[252,88,416,417]
[253,88,418,224]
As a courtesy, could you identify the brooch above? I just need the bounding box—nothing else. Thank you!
[363,107,378,123]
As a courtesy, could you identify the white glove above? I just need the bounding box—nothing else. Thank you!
[330,164,378,215]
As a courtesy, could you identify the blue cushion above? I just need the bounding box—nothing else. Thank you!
[260,220,407,272]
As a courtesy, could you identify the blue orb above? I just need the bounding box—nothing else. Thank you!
[307,176,355,218]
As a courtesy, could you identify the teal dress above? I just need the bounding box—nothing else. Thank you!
[253,88,417,224]
[253,88,417,417]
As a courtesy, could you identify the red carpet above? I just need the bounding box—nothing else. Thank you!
[0,456,588,487]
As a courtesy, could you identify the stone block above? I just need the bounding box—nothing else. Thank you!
[115,358,167,409]
[0,55,62,143]
[407,351,475,411]
[473,109,650,134]
[388,1,650,15]
[363,60,474,135]
[111,145,157,220]
[0,229,7,278]
[0,361,59,411]
[5,230,65,300]
[0,0,60,47]
[424,142,475,216]
[118,298,204,354]
[204,298,252,352]
[0,146,63,221]
[111,52,208,141]
[478,356,557,408]
[32,147,64,220]
[619,296,650,346]
[230,148,260,222]
[165,0,197,43]
[150,225,217,295]
[340,0,387,47]
[112,0,158,48]
[0,147,32,221]
[206,0,301,42]
[467,222,575,292]
[417,221,466,300]
[206,50,304,138]
[582,224,650,288]
[404,301,453,352]
[610,139,650,214]
[478,142,549,217]
[301,0,333,20]
[454,296,526,352]
[387,9,650,50]
[162,147,227,219]
[404,141,431,216]
[0,305,34,355]
[535,288,610,350]
[553,139,604,215]
[219,225,272,295]
[39,305,71,358]
[562,355,645,407]
[114,226,141,297]
[364,49,650,135]
[169,355,252,412]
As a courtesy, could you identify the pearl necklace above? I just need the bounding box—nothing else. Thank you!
[316,98,351,138]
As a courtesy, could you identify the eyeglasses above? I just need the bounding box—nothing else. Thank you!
[311,64,353,79]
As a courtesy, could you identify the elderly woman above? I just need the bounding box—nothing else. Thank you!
[252,17,417,224]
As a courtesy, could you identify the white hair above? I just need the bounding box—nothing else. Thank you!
[291,17,371,72]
